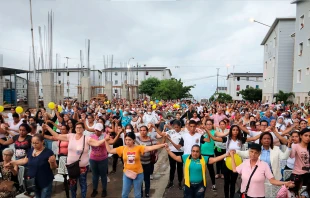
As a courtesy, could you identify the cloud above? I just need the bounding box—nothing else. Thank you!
[0,0,296,100]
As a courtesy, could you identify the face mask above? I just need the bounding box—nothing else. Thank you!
[126,129,131,133]
[147,112,151,115]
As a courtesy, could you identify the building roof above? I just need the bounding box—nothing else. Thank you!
[0,67,29,75]
[37,68,102,73]
[227,73,263,79]
[102,67,172,76]
[260,18,296,45]
[291,0,304,4]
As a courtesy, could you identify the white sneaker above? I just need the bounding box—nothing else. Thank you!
[107,176,110,183]
[150,175,154,180]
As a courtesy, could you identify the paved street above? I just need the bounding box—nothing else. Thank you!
[49,150,228,198]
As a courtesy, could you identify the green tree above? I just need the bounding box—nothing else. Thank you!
[153,78,194,100]
[209,93,233,103]
[239,87,262,101]
[274,90,295,104]
[138,77,161,98]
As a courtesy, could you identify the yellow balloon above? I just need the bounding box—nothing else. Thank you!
[58,106,63,113]
[15,106,23,114]
[150,101,154,105]
[104,101,107,104]
[152,104,157,109]
[106,100,110,104]
[173,104,177,108]
[158,102,162,106]
[225,154,242,171]
[144,101,147,104]
[0,106,3,113]
[48,102,55,110]
[176,104,180,109]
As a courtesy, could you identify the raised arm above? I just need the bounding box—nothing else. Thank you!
[46,120,62,130]
[54,106,64,123]
[230,150,237,173]
[166,136,183,151]
[246,134,260,142]
[0,138,14,146]
[88,138,106,147]
[165,145,182,163]
[208,152,229,164]
[214,130,229,138]
[104,136,118,154]
[238,123,250,134]
[83,120,95,132]
[43,124,68,142]
[144,143,166,153]
[205,129,223,142]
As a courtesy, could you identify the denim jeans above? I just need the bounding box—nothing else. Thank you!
[141,163,152,195]
[69,166,88,198]
[35,181,53,198]
[44,139,53,150]
[122,173,144,198]
[184,182,206,198]
[89,158,108,191]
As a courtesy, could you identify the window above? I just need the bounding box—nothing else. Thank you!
[67,89,69,93]
[306,67,310,75]
[256,77,259,81]
[246,77,249,81]
[300,15,305,29]
[237,77,240,81]
[125,72,127,76]
[273,57,275,67]
[114,89,118,94]
[99,75,100,79]
[299,43,303,56]
[273,37,276,47]
[297,69,302,83]
[58,72,61,76]
[146,71,149,75]
[136,71,138,75]
[236,92,240,97]
[115,80,118,85]
[22,85,24,88]
[67,72,69,76]
[256,85,259,89]
[246,85,249,88]
[115,72,118,76]
[236,85,240,91]
[265,44,268,52]
[41,89,43,93]
[59,80,61,84]
[23,90,24,93]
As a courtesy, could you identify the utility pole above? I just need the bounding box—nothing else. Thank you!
[65,57,70,97]
[216,68,220,93]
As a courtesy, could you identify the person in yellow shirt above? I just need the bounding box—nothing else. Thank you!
[105,132,165,198]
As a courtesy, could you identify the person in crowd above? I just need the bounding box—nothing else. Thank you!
[45,122,106,198]
[236,132,291,180]
[276,116,286,132]
[0,148,19,198]
[135,125,158,197]
[214,120,229,179]
[43,124,70,157]
[200,119,217,191]
[206,125,260,198]
[7,134,57,198]
[285,131,300,170]
[230,143,295,198]
[109,126,124,174]
[190,112,200,122]
[210,108,227,127]
[0,123,32,160]
[104,132,166,198]
[7,113,24,136]
[289,127,310,195]
[165,144,230,198]
[261,110,275,126]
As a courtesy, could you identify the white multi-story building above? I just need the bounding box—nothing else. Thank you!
[36,68,102,98]
[291,0,310,104]
[102,66,172,98]
[227,73,263,101]
[4,76,27,99]
[261,18,296,103]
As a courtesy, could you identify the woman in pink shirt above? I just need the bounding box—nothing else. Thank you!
[230,143,294,198]
[47,122,106,198]
[289,127,310,194]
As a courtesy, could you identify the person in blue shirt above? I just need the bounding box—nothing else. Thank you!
[121,111,132,128]
[260,110,275,126]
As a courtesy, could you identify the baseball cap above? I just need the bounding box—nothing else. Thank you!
[94,123,104,131]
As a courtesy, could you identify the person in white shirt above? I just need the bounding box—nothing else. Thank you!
[8,113,24,137]
[276,116,286,132]
[156,120,185,190]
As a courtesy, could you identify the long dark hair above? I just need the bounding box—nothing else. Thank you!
[227,125,243,148]
[259,132,274,149]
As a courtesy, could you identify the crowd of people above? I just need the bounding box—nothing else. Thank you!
[0,98,309,198]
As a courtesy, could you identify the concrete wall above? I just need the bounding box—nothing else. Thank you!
[41,72,55,110]
[81,77,91,102]
[28,81,38,108]
[293,0,310,104]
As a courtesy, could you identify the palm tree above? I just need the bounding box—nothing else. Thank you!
[274,90,295,104]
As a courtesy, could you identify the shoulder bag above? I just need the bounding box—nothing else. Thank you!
[150,139,158,164]
[234,165,258,198]
[66,135,85,179]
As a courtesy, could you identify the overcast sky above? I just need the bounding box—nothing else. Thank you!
[0,0,296,100]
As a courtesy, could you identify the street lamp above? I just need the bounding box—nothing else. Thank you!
[127,57,134,100]
[250,18,276,103]
[249,18,271,27]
